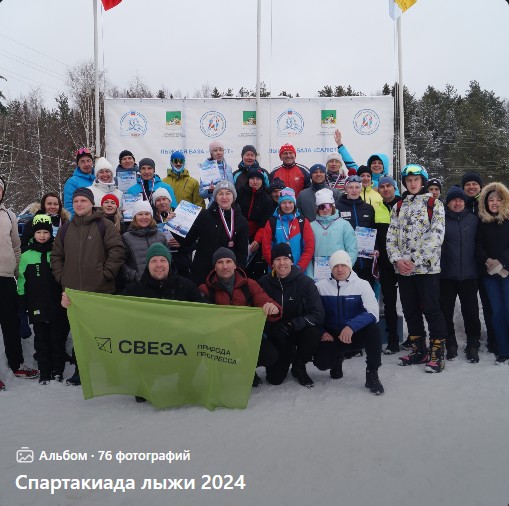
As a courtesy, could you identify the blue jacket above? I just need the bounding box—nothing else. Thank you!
[315,270,378,334]
[63,167,96,216]
[125,174,177,205]
[307,211,358,279]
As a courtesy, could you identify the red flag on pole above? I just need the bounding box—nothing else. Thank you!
[101,0,122,10]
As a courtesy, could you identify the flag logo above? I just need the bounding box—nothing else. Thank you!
[95,337,112,354]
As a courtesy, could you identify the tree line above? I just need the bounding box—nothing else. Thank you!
[1,62,508,212]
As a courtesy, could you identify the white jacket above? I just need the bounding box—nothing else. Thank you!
[0,205,21,277]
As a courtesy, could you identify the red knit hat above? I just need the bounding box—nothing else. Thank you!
[101,193,119,207]
[279,143,296,158]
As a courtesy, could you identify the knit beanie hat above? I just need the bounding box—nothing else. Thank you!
[138,158,156,170]
[428,178,442,191]
[72,187,95,205]
[101,193,119,207]
[278,187,296,206]
[326,152,342,164]
[76,147,93,165]
[445,186,466,205]
[329,250,352,270]
[212,180,237,202]
[132,200,153,217]
[247,167,265,181]
[309,164,326,176]
[357,165,372,177]
[348,168,358,176]
[94,157,114,173]
[146,242,171,265]
[461,171,483,189]
[279,143,296,158]
[32,214,53,235]
[315,188,334,207]
[269,178,286,192]
[152,187,172,205]
[378,176,397,188]
[212,247,237,266]
[209,140,224,155]
[271,243,294,264]
[241,145,257,157]
[119,150,135,163]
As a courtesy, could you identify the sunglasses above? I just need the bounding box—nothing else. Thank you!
[76,147,91,156]
[318,204,332,211]
[173,159,184,164]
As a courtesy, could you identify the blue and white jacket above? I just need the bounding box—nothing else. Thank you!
[63,167,96,217]
[198,159,234,200]
[315,271,378,334]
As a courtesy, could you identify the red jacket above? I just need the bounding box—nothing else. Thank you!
[269,164,310,197]
[199,268,282,322]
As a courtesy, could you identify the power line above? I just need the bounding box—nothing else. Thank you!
[0,49,67,81]
[0,33,70,68]
[0,66,61,92]
[0,142,74,164]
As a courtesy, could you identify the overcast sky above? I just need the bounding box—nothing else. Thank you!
[1,0,508,107]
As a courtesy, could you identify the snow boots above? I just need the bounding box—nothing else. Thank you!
[399,336,428,366]
[330,356,344,379]
[465,336,480,363]
[291,360,313,388]
[425,339,446,373]
[365,369,384,395]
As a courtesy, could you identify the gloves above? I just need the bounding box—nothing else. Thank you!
[486,258,503,276]
[272,321,293,343]
[17,304,32,340]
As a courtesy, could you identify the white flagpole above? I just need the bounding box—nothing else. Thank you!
[256,0,261,157]
[93,0,101,157]
[397,16,406,170]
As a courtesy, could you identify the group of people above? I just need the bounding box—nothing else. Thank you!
[1,129,508,402]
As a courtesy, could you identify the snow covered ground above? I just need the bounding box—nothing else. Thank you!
[1,304,509,506]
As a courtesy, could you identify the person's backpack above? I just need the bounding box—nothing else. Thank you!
[395,197,436,223]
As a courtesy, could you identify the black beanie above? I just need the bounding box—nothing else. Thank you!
[119,150,135,162]
[271,243,294,264]
[269,178,285,192]
[357,165,372,177]
[241,145,257,157]
[72,187,95,205]
[428,178,442,191]
[461,171,483,189]
[445,185,466,205]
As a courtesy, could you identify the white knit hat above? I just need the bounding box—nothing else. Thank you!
[152,187,172,205]
[329,250,352,270]
[94,157,114,172]
[132,200,153,217]
[315,188,334,207]
[326,152,343,164]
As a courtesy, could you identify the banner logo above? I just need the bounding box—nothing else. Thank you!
[353,109,380,135]
[120,110,147,138]
[200,111,226,138]
[166,111,182,126]
[95,337,112,353]
[321,110,336,128]
[277,109,304,136]
[243,111,256,126]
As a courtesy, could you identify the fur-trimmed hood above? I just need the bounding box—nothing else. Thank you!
[478,182,509,224]
[27,202,71,221]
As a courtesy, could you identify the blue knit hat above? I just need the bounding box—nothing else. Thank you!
[445,185,466,205]
[309,163,326,176]
[378,176,397,188]
[278,187,296,206]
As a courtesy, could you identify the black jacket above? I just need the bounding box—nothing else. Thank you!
[121,268,205,302]
[236,184,273,239]
[441,208,479,280]
[174,202,249,285]
[258,266,324,332]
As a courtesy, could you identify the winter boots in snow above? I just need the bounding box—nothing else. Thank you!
[291,360,314,388]
[399,336,428,366]
[465,336,480,363]
[330,356,344,379]
[365,369,384,395]
[425,339,446,373]
[446,340,458,360]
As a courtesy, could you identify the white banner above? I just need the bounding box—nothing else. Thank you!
[104,96,394,182]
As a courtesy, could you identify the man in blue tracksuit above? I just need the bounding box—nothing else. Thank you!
[314,250,384,395]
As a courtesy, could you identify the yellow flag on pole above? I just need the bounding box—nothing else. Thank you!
[389,0,417,19]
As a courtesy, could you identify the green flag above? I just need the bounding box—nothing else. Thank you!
[66,289,266,410]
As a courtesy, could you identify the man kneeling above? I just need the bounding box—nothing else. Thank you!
[314,250,384,395]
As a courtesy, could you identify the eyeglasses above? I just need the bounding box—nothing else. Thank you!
[76,147,91,156]
[318,204,332,211]
[172,159,184,164]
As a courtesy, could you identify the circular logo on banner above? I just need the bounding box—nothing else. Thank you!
[120,110,148,137]
[276,109,304,136]
[200,111,226,138]
[353,109,380,135]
